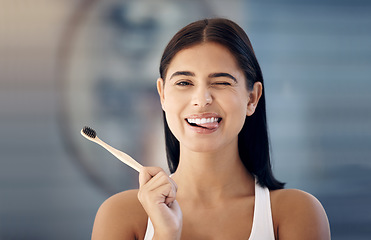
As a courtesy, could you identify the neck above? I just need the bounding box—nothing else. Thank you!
[172,142,255,204]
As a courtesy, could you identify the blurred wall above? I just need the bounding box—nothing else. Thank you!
[0,0,370,239]
[0,1,103,239]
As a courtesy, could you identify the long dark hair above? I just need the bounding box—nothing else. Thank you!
[159,18,284,190]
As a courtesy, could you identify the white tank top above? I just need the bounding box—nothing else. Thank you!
[144,180,275,239]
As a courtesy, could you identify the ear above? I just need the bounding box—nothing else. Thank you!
[157,78,165,111]
[246,82,263,116]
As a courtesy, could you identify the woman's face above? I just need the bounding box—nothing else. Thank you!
[157,42,259,153]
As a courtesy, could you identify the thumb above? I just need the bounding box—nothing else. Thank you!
[138,166,165,187]
[164,177,178,207]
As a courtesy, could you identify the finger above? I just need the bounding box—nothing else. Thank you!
[152,183,177,206]
[164,179,177,205]
[139,166,163,187]
[138,181,174,206]
[140,174,177,206]
[153,178,177,207]
[169,177,178,193]
[138,168,171,205]
[143,171,171,191]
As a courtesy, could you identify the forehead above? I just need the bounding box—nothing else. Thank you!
[166,42,243,78]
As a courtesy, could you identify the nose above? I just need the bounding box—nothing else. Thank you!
[191,86,212,107]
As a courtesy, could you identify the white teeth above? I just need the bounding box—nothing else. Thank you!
[187,117,220,124]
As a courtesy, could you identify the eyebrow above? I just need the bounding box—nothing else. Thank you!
[208,72,237,83]
[169,71,195,80]
[169,71,237,83]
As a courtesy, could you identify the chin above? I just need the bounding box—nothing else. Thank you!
[181,141,224,153]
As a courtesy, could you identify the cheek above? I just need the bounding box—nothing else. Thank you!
[229,101,248,127]
[220,92,249,133]
[163,109,183,142]
[162,86,191,111]
[162,90,186,139]
[162,89,181,112]
[220,90,248,115]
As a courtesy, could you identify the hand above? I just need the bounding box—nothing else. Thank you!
[138,167,182,240]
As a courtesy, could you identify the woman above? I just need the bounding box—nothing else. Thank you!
[91,18,331,240]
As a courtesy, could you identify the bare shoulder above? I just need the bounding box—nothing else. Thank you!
[270,189,331,240]
[270,188,323,210]
[91,189,148,240]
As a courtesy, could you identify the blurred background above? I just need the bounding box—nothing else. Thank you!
[1,0,370,239]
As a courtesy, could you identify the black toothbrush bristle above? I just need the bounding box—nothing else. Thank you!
[83,126,96,138]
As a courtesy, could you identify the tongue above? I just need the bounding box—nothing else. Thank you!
[196,122,219,129]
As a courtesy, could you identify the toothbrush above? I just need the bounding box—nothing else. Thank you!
[80,126,143,172]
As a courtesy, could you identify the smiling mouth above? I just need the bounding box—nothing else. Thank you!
[186,117,222,129]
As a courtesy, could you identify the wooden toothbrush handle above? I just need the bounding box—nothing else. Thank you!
[97,138,143,172]
[115,151,143,172]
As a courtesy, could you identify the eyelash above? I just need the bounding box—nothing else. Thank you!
[175,81,192,86]
[214,82,231,86]
[174,81,232,87]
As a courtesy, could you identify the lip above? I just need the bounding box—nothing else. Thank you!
[184,112,222,119]
[184,112,222,134]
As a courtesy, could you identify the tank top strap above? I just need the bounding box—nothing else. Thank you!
[249,179,275,240]
[144,217,154,240]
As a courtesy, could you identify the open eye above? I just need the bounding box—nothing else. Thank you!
[176,80,192,86]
